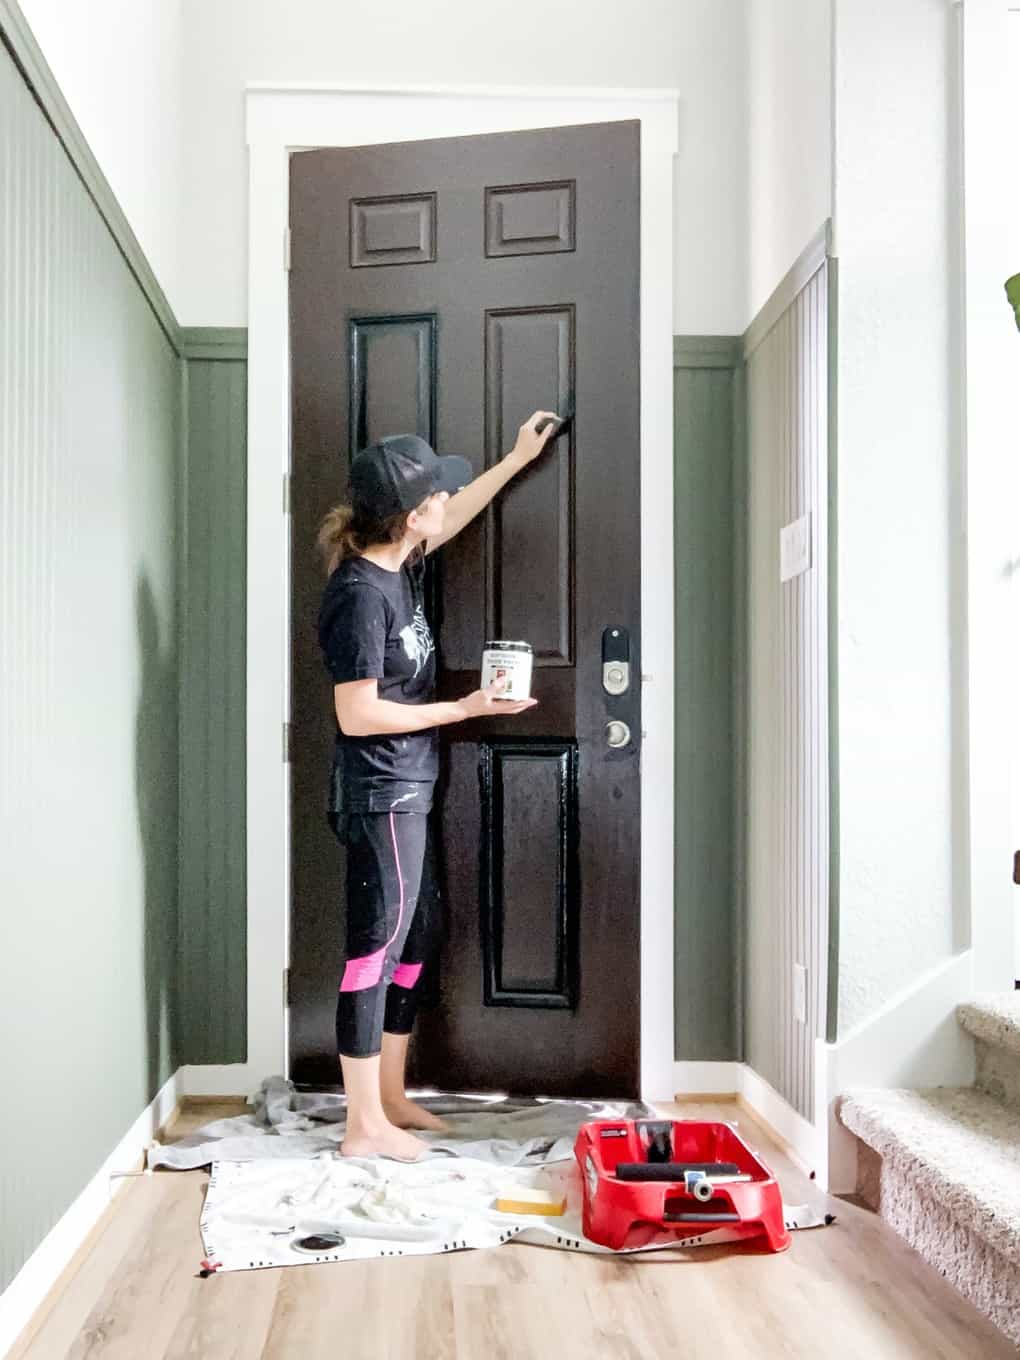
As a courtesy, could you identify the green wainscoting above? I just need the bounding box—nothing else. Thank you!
[177,350,248,1065]
[0,33,182,1294]
[673,338,743,1061]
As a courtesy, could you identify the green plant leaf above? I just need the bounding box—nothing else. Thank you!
[1006,274,1020,332]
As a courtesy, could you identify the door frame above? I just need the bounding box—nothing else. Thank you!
[220,81,679,1101]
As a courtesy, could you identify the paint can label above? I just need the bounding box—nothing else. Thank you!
[481,641,533,700]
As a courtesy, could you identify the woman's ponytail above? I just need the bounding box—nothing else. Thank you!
[318,504,359,574]
[317,502,415,574]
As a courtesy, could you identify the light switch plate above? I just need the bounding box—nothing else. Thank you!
[793,963,807,1025]
[780,513,812,582]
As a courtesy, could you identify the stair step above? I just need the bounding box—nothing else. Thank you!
[839,1087,1020,1344]
[958,995,1020,1111]
[841,1087,1020,1263]
[957,994,1020,1059]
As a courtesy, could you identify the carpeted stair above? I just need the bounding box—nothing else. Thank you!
[839,994,1020,1347]
[958,993,1020,1114]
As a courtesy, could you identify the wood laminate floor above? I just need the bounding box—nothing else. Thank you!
[8,1099,1015,1359]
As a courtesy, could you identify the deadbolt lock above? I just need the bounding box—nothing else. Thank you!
[602,661,630,696]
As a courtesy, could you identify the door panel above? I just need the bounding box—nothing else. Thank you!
[349,192,437,268]
[480,741,579,1009]
[289,121,641,1096]
[485,305,575,663]
[349,314,436,454]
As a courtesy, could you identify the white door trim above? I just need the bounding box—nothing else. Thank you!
[241,83,679,1101]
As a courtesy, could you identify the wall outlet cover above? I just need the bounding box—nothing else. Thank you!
[780,514,812,583]
[793,963,808,1025]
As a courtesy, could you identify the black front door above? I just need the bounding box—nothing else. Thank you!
[289,120,641,1096]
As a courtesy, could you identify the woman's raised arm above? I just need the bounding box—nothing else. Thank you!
[425,409,561,554]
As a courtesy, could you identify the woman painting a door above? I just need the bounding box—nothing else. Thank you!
[317,411,561,1160]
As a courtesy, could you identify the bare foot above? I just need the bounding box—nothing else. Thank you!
[383,1098,449,1133]
[339,1120,427,1162]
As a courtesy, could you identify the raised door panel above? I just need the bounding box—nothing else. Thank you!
[480,742,579,1008]
[349,314,436,453]
[484,306,575,665]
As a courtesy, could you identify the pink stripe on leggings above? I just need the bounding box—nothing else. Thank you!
[340,947,386,992]
[339,813,407,994]
[391,962,422,989]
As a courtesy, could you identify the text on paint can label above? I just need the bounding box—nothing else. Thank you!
[481,641,534,700]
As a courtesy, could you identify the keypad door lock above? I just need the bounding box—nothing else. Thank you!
[602,627,631,696]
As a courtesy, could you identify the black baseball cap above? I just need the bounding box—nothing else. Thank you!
[349,435,473,519]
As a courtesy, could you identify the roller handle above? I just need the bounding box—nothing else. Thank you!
[663,1212,741,1224]
[614,1161,741,1182]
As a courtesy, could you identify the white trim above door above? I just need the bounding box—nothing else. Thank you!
[228,83,679,1103]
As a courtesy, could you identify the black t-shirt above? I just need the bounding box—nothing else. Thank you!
[318,553,438,815]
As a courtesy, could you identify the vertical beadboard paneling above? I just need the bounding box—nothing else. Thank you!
[744,266,830,1121]
[178,356,248,1063]
[673,338,741,1060]
[0,40,180,1294]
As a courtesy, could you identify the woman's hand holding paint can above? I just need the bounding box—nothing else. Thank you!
[457,675,537,719]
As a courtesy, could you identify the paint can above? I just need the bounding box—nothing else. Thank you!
[481,640,534,700]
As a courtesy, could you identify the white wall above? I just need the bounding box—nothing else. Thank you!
[180,0,747,332]
[1009,8,1020,981]
[17,0,185,316]
[16,0,747,331]
[832,0,964,1033]
[746,0,832,319]
[1009,12,1020,260]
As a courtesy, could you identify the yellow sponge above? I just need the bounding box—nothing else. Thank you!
[495,1185,567,1217]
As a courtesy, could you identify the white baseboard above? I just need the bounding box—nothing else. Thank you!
[737,1064,824,1178]
[818,950,977,1194]
[0,1069,181,1360]
[675,956,982,1195]
[671,1061,740,1095]
[177,1063,264,1099]
[672,1060,824,1180]
[826,950,976,1089]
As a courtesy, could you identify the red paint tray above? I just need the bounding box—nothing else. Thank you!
[574,1118,791,1252]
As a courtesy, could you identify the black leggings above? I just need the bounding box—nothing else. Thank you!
[335,811,439,1059]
